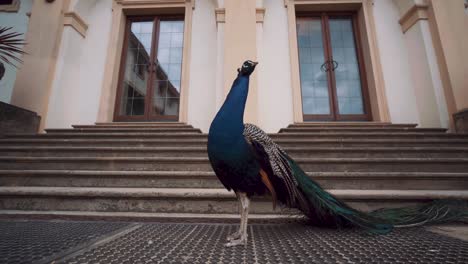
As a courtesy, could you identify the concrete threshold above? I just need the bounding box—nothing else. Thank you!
[1,187,467,200]
[0,210,304,223]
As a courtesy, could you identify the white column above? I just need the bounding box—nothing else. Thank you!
[215,6,225,111]
[395,1,449,128]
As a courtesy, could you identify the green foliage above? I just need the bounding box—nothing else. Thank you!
[0,26,26,67]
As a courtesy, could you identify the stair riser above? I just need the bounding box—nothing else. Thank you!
[2,141,468,148]
[2,149,468,158]
[301,162,468,172]
[0,196,441,214]
[6,135,468,140]
[280,128,447,133]
[0,141,209,147]
[1,161,467,172]
[74,125,193,129]
[8,134,207,139]
[287,123,415,127]
[53,128,445,133]
[272,135,468,140]
[1,175,466,190]
[46,129,202,133]
[0,196,282,214]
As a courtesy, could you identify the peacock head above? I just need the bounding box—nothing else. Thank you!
[237,60,258,76]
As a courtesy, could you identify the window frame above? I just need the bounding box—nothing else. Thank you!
[0,0,20,12]
[296,11,372,121]
[113,15,185,122]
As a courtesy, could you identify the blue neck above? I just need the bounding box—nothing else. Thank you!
[210,75,250,136]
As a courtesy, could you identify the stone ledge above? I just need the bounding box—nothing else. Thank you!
[0,210,303,223]
[1,186,467,200]
[454,108,468,133]
[0,102,40,136]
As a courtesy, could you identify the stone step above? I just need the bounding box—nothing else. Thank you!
[94,122,188,126]
[288,122,417,128]
[0,210,304,223]
[1,170,467,190]
[280,127,447,133]
[0,187,466,214]
[0,138,208,147]
[0,156,467,172]
[272,132,468,139]
[46,127,203,133]
[81,123,192,129]
[6,133,207,139]
[0,210,303,223]
[2,146,468,158]
[1,138,467,147]
[5,132,468,141]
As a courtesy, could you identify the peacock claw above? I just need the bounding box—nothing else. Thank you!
[224,237,247,247]
[227,231,241,241]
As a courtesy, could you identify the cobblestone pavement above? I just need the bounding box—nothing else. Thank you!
[0,220,467,264]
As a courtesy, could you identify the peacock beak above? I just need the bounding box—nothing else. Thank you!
[252,62,258,66]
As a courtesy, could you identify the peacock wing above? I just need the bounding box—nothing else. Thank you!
[243,123,309,210]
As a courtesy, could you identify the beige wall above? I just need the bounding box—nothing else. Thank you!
[373,0,420,125]
[428,0,468,115]
[46,0,113,128]
[223,0,259,125]
[257,0,294,132]
[10,0,70,130]
[391,0,450,128]
[405,21,447,127]
[7,0,466,132]
[186,0,218,132]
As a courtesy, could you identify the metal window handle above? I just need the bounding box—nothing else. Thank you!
[331,60,338,71]
[146,61,158,73]
[320,60,330,72]
[146,63,152,73]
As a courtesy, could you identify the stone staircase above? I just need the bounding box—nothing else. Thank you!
[0,122,468,222]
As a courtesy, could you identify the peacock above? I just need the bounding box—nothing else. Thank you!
[207,60,467,247]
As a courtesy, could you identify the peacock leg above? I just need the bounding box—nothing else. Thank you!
[225,192,249,247]
[227,192,242,241]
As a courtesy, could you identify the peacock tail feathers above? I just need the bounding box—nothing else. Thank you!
[242,123,467,234]
[368,199,468,227]
[286,156,393,234]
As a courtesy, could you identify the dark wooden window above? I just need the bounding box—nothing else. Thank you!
[0,0,14,5]
[296,12,371,121]
[114,16,184,122]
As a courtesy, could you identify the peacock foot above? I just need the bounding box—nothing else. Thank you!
[224,237,247,247]
[226,231,241,241]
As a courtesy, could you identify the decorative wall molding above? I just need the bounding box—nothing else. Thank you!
[399,4,429,33]
[256,8,265,23]
[63,12,88,38]
[285,0,373,8]
[215,8,225,23]
[115,0,195,9]
[0,0,20,12]
[215,8,265,23]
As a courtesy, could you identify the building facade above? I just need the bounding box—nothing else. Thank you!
[0,0,467,133]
